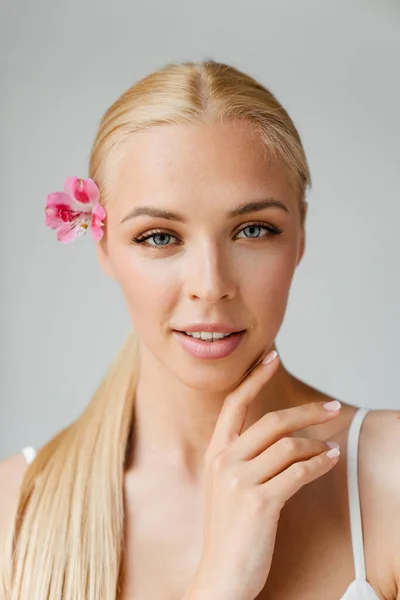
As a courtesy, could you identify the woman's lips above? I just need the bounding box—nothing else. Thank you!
[173,330,246,359]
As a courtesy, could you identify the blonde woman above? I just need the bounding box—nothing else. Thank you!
[1,60,399,600]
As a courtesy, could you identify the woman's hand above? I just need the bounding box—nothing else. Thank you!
[188,350,341,600]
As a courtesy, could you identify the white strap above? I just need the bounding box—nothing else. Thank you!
[21,446,37,465]
[347,407,369,580]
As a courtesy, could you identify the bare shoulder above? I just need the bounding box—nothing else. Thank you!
[361,408,400,488]
[359,409,400,598]
[0,453,30,540]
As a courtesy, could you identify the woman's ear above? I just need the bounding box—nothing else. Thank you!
[95,238,117,280]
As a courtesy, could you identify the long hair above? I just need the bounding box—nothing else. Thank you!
[0,59,311,598]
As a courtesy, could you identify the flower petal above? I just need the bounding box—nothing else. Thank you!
[91,206,105,241]
[45,191,75,210]
[45,206,73,229]
[83,178,100,204]
[45,210,62,229]
[56,223,80,243]
[92,201,106,221]
[45,203,89,232]
[91,224,104,242]
[64,177,83,201]
[64,177,99,205]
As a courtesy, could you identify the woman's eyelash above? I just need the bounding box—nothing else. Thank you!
[131,222,284,248]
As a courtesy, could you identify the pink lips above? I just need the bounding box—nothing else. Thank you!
[173,330,246,359]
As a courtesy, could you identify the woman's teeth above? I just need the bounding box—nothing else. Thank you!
[184,331,233,342]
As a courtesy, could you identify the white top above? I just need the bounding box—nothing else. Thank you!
[21,445,37,465]
[339,407,379,599]
[20,407,380,598]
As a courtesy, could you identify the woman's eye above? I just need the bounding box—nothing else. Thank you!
[145,232,176,246]
[236,225,269,239]
[131,230,178,247]
[131,223,283,248]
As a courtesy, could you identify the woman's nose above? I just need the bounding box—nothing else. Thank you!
[183,247,236,303]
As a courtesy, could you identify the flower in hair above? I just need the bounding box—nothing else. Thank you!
[45,177,106,243]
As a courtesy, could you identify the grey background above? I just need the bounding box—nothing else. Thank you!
[1,0,399,460]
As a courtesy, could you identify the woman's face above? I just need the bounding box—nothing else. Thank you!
[97,120,306,390]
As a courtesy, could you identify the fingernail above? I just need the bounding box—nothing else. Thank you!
[262,350,278,365]
[326,441,340,450]
[322,400,341,412]
[326,447,340,459]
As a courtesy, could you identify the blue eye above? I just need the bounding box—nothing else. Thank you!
[131,222,283,248]
[237,225,267,239]
[147,232,175,246]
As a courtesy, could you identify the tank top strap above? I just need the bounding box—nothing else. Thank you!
[347,407,370,581]
[21,446,37,465]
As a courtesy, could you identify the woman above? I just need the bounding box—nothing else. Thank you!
[0,59,399,600]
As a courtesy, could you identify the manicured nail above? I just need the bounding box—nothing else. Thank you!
[326,441,340,450]
[322,400,341,412]
[262,350,278,365]
[326,447,340,459]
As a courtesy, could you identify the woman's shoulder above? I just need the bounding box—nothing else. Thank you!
[0,452,31,540]
[361,407,400,479]
[360,408,400,506]
[359,408,400,593]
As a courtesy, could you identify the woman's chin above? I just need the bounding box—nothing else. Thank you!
[173,365,250,394]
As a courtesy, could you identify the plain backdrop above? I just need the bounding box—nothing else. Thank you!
[1,0,399,460]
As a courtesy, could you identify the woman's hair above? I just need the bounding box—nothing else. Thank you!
[0,59,311,599]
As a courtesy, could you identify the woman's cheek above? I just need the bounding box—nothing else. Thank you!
[249,253,297,329]
[114,255,176,330]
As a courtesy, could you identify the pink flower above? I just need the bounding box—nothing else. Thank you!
[44,177,106,243]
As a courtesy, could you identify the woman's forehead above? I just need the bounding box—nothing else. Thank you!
[108,121,296,211]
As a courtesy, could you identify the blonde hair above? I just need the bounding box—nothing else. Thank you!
[0,59,311,598]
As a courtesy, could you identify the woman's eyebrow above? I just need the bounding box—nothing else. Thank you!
[120,197,289,225]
